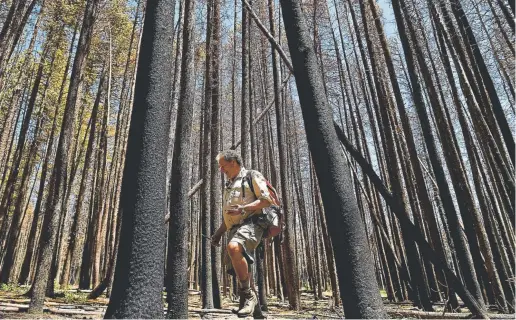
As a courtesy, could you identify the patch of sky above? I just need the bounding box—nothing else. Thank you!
[377,0,398,38]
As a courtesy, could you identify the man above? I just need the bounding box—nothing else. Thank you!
[211,150,273,317]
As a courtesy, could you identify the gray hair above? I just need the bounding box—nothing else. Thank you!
[215,150,243,166]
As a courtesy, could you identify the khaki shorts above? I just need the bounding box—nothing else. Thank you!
[226,219,264,267]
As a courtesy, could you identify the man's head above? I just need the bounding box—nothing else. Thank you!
[216,150,243,179]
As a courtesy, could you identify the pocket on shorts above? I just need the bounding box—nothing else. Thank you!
[237,223,263,252]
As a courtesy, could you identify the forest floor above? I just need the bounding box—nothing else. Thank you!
[0,285,514,319]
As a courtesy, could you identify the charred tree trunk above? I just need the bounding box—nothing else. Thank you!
[103,0,174,316]
[165,0,195,316]
[241,0,250,163]
[209,0,222,310]
[200,0,214,309]
[279,0,386,317]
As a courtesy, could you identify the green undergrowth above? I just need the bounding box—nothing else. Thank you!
[60,291,89,304]
[0,283,26,295]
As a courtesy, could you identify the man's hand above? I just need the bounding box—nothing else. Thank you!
[211,232,222,247]
[226,204,245,216]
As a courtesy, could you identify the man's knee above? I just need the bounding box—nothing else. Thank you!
[227,241,243,257]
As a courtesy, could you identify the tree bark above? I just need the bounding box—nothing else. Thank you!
[103,0,174,316]
[165,0,196,315]
[199,0,214,309]
[209,0,222,310]
[279,0,386,317]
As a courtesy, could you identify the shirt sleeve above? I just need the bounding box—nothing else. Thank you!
[250,171,274,205]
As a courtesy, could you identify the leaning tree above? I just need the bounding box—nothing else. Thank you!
[278,0,386,318]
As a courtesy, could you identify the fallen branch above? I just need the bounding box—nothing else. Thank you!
[0,297,30,303]
[48,307,103,317]
[387,309,514,319]
[189,308,233,314]
[0,302,29,309]
[0,306,19,312]
[311,313,342,319]
[384,301,465,307]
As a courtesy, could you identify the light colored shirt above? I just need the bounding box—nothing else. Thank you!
[222,167,273,229]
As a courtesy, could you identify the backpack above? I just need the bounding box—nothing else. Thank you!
[244,170,284,239]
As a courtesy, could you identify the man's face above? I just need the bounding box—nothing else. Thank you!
[218,158,238,178]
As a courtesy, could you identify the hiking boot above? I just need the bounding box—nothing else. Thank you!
[252,303,266,319]
[231,291,245,314]
[237,288,257,317]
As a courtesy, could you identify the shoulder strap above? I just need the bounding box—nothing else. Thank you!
[246,171,256,198]
[240,170,256,199]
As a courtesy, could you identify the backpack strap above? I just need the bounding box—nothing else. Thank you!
[245,171,256,199]
[240,170,256,199]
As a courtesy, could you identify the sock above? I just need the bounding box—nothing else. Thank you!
[239,276,250,290]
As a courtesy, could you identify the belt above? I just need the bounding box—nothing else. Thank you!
[243,213,263,224]
[230,213,264,230]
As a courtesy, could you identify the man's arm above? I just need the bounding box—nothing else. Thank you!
[226,198,271,215]
[242,198,271,211]
[216,220,227,234]
[211,220,227,246]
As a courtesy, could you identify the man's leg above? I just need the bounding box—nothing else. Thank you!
[227,241,250,285]
[228,241,257,317]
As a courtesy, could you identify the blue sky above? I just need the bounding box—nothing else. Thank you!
[377,0,398,37]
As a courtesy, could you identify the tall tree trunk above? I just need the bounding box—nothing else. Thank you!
[104,0,173,317]
[200,0,214,309]
[257,0,301,309]
[241,0,250,163]
[279,0,386,317]
[209,0,222,310]
[165,0,195,316]
[76,141,101,288]
[231,0,237,147]
[90,61,111,289]
[105,25,143,294]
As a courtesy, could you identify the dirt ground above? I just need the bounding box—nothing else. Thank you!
[0,285,342,319]
[1,286,514,319]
